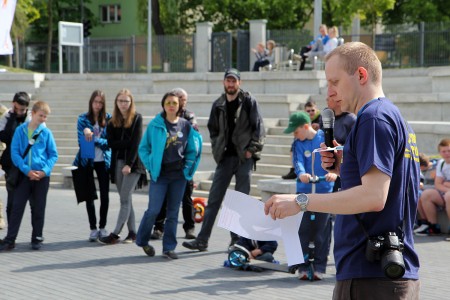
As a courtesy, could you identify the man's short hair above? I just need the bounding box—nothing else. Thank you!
[13,92,30,107]
[304,100,317,109]
[325,42,382,85]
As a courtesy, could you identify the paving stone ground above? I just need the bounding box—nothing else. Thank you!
[1,187,449,299]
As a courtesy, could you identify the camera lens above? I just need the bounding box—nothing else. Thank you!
[381,250,405,279]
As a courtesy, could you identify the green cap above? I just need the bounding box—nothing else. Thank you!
[284,111,311,134]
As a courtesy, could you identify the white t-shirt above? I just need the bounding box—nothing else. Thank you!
[435,159,450,181]
[324,37,338,54]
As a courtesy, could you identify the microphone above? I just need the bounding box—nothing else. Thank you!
[321,108,335,169]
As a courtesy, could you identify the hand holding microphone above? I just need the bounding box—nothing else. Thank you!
[321,108,335,170]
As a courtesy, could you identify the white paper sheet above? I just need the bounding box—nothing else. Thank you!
[218,189,304,266]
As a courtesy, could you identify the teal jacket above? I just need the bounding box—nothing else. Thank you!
[138,113,202,182]
[11,122,58,176]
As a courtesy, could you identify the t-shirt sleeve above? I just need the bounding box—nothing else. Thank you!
[355,117,396,178]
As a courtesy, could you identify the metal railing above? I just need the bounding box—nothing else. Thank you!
[8,22,450,73]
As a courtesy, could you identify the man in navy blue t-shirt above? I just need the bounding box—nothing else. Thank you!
[265,42,420,299]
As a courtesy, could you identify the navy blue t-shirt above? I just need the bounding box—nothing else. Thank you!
[335,97,420,280]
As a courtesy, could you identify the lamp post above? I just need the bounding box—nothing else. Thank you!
[147,0,152,74]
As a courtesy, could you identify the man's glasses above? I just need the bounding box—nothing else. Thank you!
[306,109,316,113]
[164,101,179,106]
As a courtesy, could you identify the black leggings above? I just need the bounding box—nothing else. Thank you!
[85,161,110,230]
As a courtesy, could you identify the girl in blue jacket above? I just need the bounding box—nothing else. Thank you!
[136,91,202,259]
[0,101,58,251]
[73,90,111,242]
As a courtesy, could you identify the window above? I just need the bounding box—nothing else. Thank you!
[100,4,121,23]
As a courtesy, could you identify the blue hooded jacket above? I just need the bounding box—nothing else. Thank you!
[11,122,58,176]
[138,113,202,182]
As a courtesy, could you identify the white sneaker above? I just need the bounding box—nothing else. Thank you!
[298,271,308,280]
[99,228,109,238]
[413,224,429,234]
[89,229,99,242]
[313,271,324,280]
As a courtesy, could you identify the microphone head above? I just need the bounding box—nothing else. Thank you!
[322,108,335,129]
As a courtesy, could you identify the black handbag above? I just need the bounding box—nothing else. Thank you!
[71,156,98,204]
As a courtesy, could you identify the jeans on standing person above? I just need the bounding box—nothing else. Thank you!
[197,156,253,242]
[85,161,110,230]
[136,175,187,252]
[153,180,195,233]
[113,159,140,235]
[3,176,50,244]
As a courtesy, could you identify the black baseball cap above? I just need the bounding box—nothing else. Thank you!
[224,68,240,80]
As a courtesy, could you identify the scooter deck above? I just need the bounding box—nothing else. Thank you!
[249,260,293,273]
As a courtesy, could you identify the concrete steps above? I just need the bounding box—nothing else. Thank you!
[1,67,449,200]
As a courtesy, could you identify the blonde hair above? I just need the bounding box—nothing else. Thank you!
[329,26,339,37]
[110,89,136,128]
[325,42,382,85]
[32,101,51,114]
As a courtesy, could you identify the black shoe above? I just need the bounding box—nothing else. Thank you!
[185,229,196,239]
[182,239,208,251]
[31,241,42,250]
[0,239,15,251]
[98,233,120,245]
[282,168,297,180]
[163,250,179,259]
[143,245,155,257]
[150,229,163,240]
[123,231,137,244]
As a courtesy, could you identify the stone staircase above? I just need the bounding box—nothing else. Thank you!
[0,67,449,199]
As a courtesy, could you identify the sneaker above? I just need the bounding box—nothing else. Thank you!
[98,233,120,245]
[185,229,196,239]
[298,271,308,280]
[281,168,297,180]
[89,229,99,242]
[0,239,15,251]
[313,271,324,280]
[150,229,163,240]
[99,228,109,238]
[31,241,42,250]
[143,245,155,257]
[123,231,137,244]
[445,234,450,242]
[182,239,208,251]
[413,224,429,234]
[415,226,441,236]
[163,250,179,259]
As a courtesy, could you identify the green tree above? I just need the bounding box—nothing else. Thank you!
[28,0,94,72]
[9,0,40,68]
[383,0,450,25]
[138,0,315,35]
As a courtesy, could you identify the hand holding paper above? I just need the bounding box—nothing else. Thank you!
[218,190,304,266]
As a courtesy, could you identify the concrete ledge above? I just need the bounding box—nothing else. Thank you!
[257,178,296,202]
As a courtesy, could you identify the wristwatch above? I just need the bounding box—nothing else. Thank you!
[295,193,309,212]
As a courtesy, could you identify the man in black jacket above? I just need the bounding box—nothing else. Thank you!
[0,92,30,225]
[183,68,265,251]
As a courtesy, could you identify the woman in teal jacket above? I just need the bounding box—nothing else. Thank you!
[136,91,202,259]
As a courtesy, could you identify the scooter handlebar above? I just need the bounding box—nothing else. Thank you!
[309,175,326,183]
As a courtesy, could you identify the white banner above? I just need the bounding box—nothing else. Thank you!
[0,0,17,55]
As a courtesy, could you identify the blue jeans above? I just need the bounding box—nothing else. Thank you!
[136,175,187,252]
[197,156,253,242]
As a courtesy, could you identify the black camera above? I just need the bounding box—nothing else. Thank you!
[365,232,405,279]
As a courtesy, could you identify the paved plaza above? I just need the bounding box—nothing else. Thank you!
[1,187,449,299]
